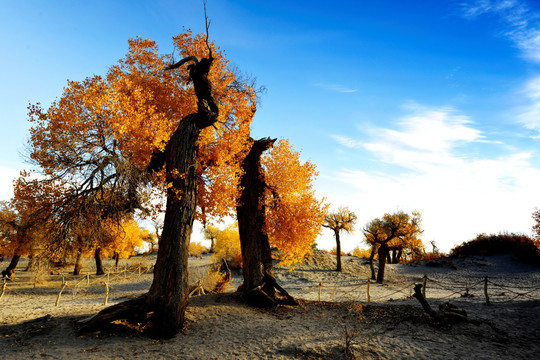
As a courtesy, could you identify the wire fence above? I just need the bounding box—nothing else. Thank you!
[1,266,539,310]
[0,264,154,308]
[284,273,540,305]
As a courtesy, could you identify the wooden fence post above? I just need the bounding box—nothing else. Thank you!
[0,279,7,300]
[104,282,110,305]
[367,279,371,302]
[318,282,322,302]
[55,282,68,307]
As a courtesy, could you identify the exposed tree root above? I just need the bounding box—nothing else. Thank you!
[243,274,298,307]
[412,284,507,337]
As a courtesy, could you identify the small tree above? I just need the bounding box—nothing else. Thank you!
[363,211,423,283]
[323,207,357,272]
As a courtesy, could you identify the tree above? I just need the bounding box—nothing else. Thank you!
[323,207,357,272]
[211,223,242,269]
[236,138,326,306]
[77,29,245,337]
[262,139,328,266]
[0,173,58,278]
[203,224,220,253]
[363,211,423,283]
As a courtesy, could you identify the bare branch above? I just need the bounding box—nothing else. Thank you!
[164,56,199,71]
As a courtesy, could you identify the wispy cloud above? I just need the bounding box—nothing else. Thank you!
[313,83,358,93]
[333,104,484,172]
[461,0,540,62]
[322,103,540,251]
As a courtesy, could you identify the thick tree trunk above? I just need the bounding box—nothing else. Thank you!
[335,229,342,272]
[376,243,389,283]
[94,248,104,276]
[78,54,218,339]
[2,252,21,279]
[237,138,297,307]
[237,138,276,302]
[73,248,83,276]
[144,115,201,337]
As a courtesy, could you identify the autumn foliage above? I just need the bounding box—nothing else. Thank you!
[263,139,328,265]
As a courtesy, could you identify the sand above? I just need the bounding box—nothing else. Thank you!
[0,251,539,359]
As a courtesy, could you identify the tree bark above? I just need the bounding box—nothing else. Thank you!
[113,252,120,272]
[94,248,104,276]
[2,252,21,279]
[73,248,83,275]
[78,53,219,339]
[335,229,342,272]
[376,243,389,283]
[237,138,297,307]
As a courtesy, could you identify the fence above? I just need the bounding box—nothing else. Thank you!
[1,267,539,310]
[280,273,540,305]
[0,264,154,309]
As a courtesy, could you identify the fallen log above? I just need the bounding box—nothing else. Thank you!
[412,284,507,337]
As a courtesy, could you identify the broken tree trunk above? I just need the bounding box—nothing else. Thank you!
[236,138,297,307]
[78,51,218,339]
[412,284,507,336]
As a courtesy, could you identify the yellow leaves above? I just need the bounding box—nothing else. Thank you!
[210,223,243,269]
[262,139,328,266]
[323,206,357,234]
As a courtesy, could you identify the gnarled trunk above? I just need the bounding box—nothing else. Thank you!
[2,249,21,279]
[78,53,218,339]
[94,248,104,276]
[237,138,297,307]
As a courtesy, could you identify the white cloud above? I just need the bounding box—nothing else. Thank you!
[319,104,540,253]
[313,83,358,93]
[462,0,540,62]
[516,76,540,135]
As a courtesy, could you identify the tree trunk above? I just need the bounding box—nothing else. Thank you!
[335,229,342,272]
[114,252,120,272]
[237,138,276,303]
[73,248,83,275]
[94,248,104,276]
[2,252,21,279]
[396,249,403,263]
[78,53,219,339]
[237,138,297,307]
[376,243,389,283]
[368,245,376,280]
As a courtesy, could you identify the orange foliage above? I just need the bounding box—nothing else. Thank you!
[351,247,372,258]
[329,247,346,256]
[262,139,328,265]
[27,31,256,226]
[211,223,242,269]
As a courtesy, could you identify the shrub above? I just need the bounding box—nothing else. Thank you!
[212,224,243,269]
[351,247,372,258]
[189,241,208,258]
[450,233,540,265]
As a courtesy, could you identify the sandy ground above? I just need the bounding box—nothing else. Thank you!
[0,251,539,359]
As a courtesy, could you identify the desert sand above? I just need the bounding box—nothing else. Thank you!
[0,251,539,359]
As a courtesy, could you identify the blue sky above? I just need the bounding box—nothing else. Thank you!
[2,0,540,252]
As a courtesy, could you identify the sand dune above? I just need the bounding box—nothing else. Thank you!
[0,251,539,359]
